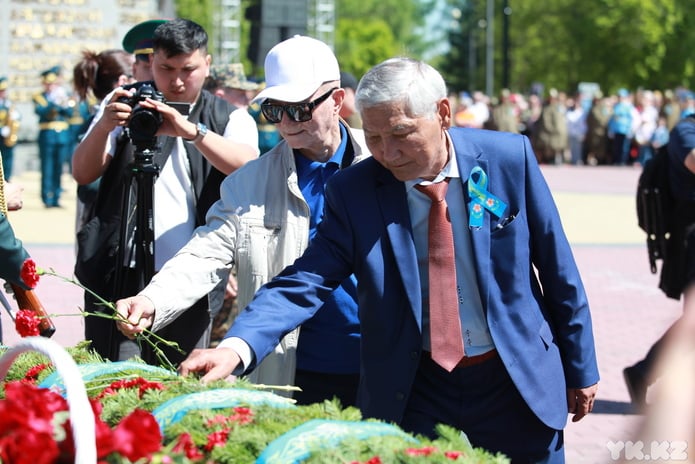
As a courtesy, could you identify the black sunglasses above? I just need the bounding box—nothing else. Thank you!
[261,87,338,123]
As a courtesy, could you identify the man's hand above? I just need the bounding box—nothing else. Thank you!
[136,97,194,140]
[115,295,155,339]
[101,88,136,132]
[4,181,24,211]
[179,347,241,384]
[225,273,238,301]
[568,383,598,422]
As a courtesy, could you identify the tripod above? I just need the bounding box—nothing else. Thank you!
[111,140,160,360]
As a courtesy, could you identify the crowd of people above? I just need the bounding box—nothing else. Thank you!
[3,14,695,463]
[451,85,695,167]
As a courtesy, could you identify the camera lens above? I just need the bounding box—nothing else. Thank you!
[129,106,162,141]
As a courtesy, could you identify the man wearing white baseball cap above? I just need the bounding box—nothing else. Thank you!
[115,35,370,407]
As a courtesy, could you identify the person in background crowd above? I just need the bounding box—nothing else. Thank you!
[682,91,695,118]
[115,35,369,407]
[638,115,670,166]
[71,49,136,232]
[72,18,258,366]
[468,90,490,129]
[0,77,21,181]
[584,92,612,165]
[33,66,74,208]
[566,95,587,165]
[453,92,477,128]
[339,71,362,128]
[490,88,519,134]
[521,93,543,140]
[534,88,568,164]
[633,90,659,167]
[123,19,165,83]
[608,88,635,165]
[172,57,599,463]
[661,89,681,131]
[205,63,259,110]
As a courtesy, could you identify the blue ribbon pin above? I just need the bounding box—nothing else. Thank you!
[467,166,507,229]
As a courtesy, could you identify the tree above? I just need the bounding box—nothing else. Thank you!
[335,0,436,78]
[439,0,695,96]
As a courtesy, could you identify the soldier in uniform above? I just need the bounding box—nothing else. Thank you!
[205,63,259,108]
[33,66,74,207]
[0,77,21,181]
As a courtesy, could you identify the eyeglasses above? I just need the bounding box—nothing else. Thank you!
[261,87,338,123]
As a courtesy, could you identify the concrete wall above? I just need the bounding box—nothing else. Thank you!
[0,0,161,142]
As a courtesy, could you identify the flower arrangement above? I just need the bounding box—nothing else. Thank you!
[1,260,510,463]
[0,344,509,463]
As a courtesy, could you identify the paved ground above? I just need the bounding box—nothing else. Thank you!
[1,142,683,463]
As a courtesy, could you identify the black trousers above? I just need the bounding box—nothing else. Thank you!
[400,353,564,464]
[293,368,359,408]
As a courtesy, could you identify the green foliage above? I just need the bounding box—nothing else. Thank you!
[440,0,695,95]
[0,341,102,396]
[334,0,437,78]
[1,344,509,463]
[336,19,400,78]
[175,0,216,46]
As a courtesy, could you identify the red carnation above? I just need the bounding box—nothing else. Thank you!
[111,409,162,461]
[173,433,204,461]
[405,446,438,456]
[20,258,39,289]
[445,450,465,460]
[23,363,51,383]
[15,309,41,337]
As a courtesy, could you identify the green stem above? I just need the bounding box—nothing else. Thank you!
[38,268,184,371]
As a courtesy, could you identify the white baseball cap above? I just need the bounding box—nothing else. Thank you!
[252,35,340,104]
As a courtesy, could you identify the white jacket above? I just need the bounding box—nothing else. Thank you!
[141,124,370,388]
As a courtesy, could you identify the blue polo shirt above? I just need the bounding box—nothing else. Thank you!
[292,123,360,374]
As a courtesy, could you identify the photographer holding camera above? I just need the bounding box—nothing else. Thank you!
[72,18,258,365]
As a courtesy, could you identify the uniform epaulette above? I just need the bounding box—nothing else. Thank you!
[32,92,48,107]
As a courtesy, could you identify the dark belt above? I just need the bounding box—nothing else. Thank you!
[423,349,498,368]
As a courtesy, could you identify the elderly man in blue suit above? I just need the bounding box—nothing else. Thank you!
[123,58,599,462]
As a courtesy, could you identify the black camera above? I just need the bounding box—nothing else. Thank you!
[118,83,165,150]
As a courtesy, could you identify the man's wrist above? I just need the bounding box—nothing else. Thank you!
[184,122,208,144]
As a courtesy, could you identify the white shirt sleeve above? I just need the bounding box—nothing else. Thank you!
[224,107,260,156]
[217,336,254,375]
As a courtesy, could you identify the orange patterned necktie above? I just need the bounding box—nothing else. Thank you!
[416,179,465,372]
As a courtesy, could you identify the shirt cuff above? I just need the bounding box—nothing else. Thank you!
[217,336,254,376]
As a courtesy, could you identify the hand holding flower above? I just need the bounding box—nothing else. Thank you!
[17,266,185,371]
[114,295,156,339]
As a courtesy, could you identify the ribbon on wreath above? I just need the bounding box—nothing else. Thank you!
[467,166,507,229]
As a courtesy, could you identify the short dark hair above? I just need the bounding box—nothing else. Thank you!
[153,18,208,58]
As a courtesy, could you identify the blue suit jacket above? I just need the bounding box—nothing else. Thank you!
[229,127,599,430]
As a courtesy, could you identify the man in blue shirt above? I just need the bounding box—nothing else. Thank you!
[114,36,370,407]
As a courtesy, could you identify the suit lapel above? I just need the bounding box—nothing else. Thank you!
[452,133,492,312]
[376,170,423,329]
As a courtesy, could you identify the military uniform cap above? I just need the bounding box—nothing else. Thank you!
[212,63,260,91]
[0,76,7,91]
[122,19,168,55]
[41,66,61,84]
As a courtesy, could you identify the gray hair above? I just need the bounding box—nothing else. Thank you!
[355,57,447,118]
